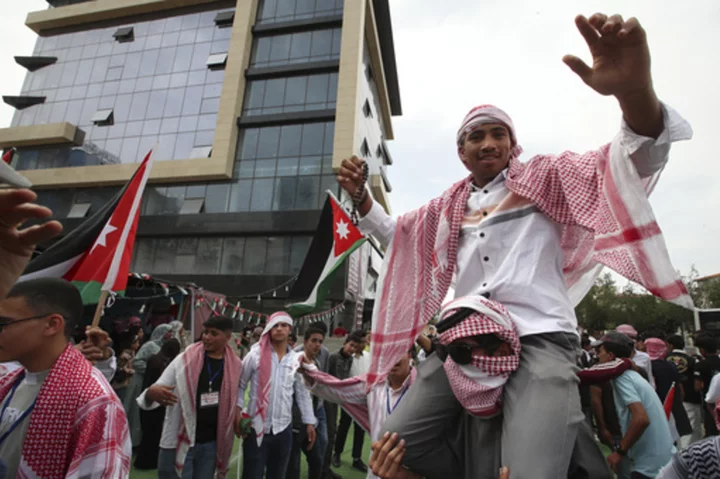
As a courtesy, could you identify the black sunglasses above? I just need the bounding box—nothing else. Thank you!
[0,314,52,333]
[434,334,505,365]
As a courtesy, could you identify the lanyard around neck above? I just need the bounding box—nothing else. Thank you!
[0,374,37,447]
[206,354,224,392]
[386,383,409,416]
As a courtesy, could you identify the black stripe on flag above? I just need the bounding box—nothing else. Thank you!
[22,174,133,275]
[287,196,334,302]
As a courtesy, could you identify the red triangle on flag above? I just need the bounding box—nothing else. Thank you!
[66,150,153,292]
[330,197,364,257]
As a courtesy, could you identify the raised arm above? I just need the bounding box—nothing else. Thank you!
[301,362,367,406]
[563,14,692,178]
[337,156,396,248]
[563,14,662,138]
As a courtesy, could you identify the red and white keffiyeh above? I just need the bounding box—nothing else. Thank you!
[645,338,667,361]
[252,312,293,446]
[438,296,520,417]
[0,344,131,478]
[367,104,694,390]
[174,342,241,478]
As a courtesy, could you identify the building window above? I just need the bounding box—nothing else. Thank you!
[112,27,134,43]
[243,73,338,116]
[360,139,371,158]
[250,29,341,69]
[179,198,205,215]
[363,99,372,118]
[366,64,374,82]
[131,235,313,275]
[67,202,91,218]
[256,0,343,24]
[189,146,212,159]
[91,109,114,126]
[206,53,228,70]
[214,11,235,28]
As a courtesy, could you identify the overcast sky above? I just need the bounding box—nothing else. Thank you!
[1,0,718,278]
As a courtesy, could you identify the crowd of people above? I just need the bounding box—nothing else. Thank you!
[0,10,718,479]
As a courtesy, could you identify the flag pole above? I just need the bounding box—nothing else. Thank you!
[91,290,110,328]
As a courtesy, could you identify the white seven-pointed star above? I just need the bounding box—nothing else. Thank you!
[336,219,350,240]
[91,223,118,254]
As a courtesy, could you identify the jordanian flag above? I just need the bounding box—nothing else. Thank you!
[20,150,154,304]
[287,192,366,316]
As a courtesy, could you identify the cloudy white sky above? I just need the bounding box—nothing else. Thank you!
[0,0,718,278]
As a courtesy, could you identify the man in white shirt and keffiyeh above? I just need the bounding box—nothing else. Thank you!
[338,13,695,479]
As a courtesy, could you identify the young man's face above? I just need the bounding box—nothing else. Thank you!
[458,123,512,184]
[389,353,411,381]
[596,345,614,364]
[270,322,290,343]
[304,333,324,359]
[343,340,358,356]
[354,339,366,355]
[202,327,230,354]
[0,297,63,363]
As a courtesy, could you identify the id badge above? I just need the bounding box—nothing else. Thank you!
[200,391,219,408]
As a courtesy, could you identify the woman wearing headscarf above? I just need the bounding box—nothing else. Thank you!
[170,320,188,351]
[124,322,173,447]
[134,338,182,470]
[112,334,140,401]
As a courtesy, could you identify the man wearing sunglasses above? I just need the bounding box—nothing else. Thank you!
[0,277,131,478]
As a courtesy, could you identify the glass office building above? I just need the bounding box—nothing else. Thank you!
[2,0,401,321]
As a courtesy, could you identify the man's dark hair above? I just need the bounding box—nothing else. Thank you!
[313,321,328,335]
[348,330,366,343]
[581,334,591,348]
[204,316,233,332]
[304,326,325,341]
[667,335,685,351]
[694,333,718,354]
[161,338,181,359]
[602,341,632,359]
[243,326,254,335]
[7,278,83,338]
[289,332,297,343]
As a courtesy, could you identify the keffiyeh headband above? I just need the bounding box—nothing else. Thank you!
[456,104,523,158]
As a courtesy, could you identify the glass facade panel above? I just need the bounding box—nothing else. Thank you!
[251,29,341,68]
[242,73,337,116]
[257,0,343,24]
[13,8,230,171]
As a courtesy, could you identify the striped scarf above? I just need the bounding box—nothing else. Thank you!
[173,342,241,479]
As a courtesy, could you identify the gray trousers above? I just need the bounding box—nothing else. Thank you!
[381,333,611,479]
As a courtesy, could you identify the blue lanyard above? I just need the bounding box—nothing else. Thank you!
[206,355,224,392]
[386,383,409,416]
[0,374,37,447]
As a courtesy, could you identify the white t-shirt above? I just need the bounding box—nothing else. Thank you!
[350,351,370,377]
[705,373,720,404]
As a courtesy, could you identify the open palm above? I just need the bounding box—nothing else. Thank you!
[563,14,652,98]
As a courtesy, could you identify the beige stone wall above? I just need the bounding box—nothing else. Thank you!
[26,0,223,33]
[0,122,84,148]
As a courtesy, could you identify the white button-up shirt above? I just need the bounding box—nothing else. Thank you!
[306,365,414,479]
[238,346,316,434]
[359,106,687,337]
